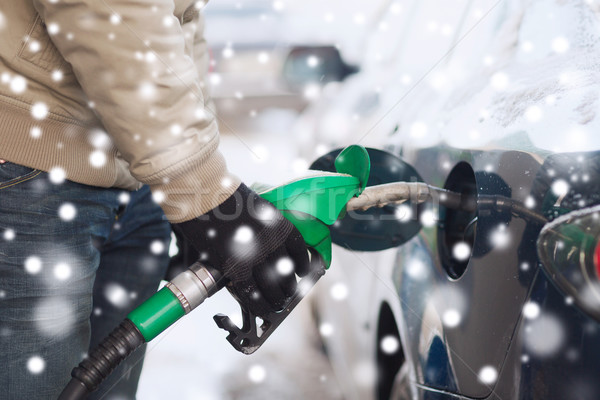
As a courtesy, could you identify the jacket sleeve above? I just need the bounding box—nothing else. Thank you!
[32,0,240,222]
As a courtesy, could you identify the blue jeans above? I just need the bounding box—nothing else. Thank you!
[0,162,171,399]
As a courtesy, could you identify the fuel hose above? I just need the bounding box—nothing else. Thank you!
[58,263,221,400]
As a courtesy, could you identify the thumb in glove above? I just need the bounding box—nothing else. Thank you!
[173,183,310,317]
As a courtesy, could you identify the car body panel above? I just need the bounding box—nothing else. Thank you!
[304,0,600,399]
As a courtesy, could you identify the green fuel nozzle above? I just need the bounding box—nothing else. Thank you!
[58,145,371,400]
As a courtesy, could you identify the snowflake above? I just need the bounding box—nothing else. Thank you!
[330,282,348,301]
[34,297,75,336]
[248,365,266,383]
[3,229,15,241]
[353,361,377,387]
[89,151,106,168]
[307,55,320,68]
[524,196,535,209]
[138,82,157,99]
[27,356,45,374]
[303,84,320,100]
[405,259,429,280]
[31,102,48,120]
[272,1,284,11]
[24,256,42,275]
[478,365,498,384]
[233,226,253,244]
[58,203,77,221]
[110,13,121,25]
[152,190,165,204]
[380,335,400,354]
[53,262,72,280]
[222,47,234,58]
[28,41,41,53]
[104,283,130,308]
[525,105,542,122]
[257,52,269,64]
[47,23,60,35]
[420,209,437,227]
[118,192,130,204]
[523,301,540,319]
[442,309,462,328]
[452,241,471,261]
[29,126,41,138]
[49,167,66,184]
[51,70,63,82]
[163,15,175,27]
[319,322,334,337]
[276,257,293,276]
[150,240,165,255]
[490,224,510,249]
[10,75,27,94]
[409,121,428,138]
[524,314,565,357]
[551,179,569,196]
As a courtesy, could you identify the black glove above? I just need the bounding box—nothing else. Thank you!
[173,183,310,317]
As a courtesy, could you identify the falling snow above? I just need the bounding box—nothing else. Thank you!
[34,297,75,336]
[152,190,165,204]
[276,257,293,275]
[442,309,462,328]
[452,241,471,261]
[24,256,42,275]
[10,75,27,94]
[58,203,77,221]
[3,229,15,241]
[524,314,565,357]
[31,103,48,120]
[248,365,266,383]
[89,150,106,168]
[523,301,541,319]
[150,240,165,255]
[380,335,400,354]
[233,226,254,244]
[53,262,72,281]
[319,322,334,337]
[104,282,130,308]
[551,179,569,196]
[490,225,510,249]
[395,204,412,222]
[49,167,66,184]
[27,356,45,374]
[420,209,437,227]
[405,259,429,280]
[329,282,348,301]
[478,365,498,384]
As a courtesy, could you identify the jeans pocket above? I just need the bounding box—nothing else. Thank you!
[0,162,42,189]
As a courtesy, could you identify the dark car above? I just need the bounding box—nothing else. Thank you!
[292,0,600,399]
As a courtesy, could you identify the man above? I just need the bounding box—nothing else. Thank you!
[0,0,308,398]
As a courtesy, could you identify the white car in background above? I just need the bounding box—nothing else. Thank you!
[294,1,600,399]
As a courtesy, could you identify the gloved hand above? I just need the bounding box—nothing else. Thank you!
[173,183,310,317]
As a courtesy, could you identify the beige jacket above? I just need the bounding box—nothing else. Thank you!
[0,0,240,222]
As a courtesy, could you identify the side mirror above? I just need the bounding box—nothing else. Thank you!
[310,148,423,252]
[282,46,359,90]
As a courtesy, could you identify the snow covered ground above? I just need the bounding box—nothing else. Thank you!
[137,111,343,400]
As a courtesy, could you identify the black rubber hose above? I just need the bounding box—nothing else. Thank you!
[58,319,145,400]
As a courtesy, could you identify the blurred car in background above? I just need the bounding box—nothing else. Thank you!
[291,0,600,399]
[202,0,364,129]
